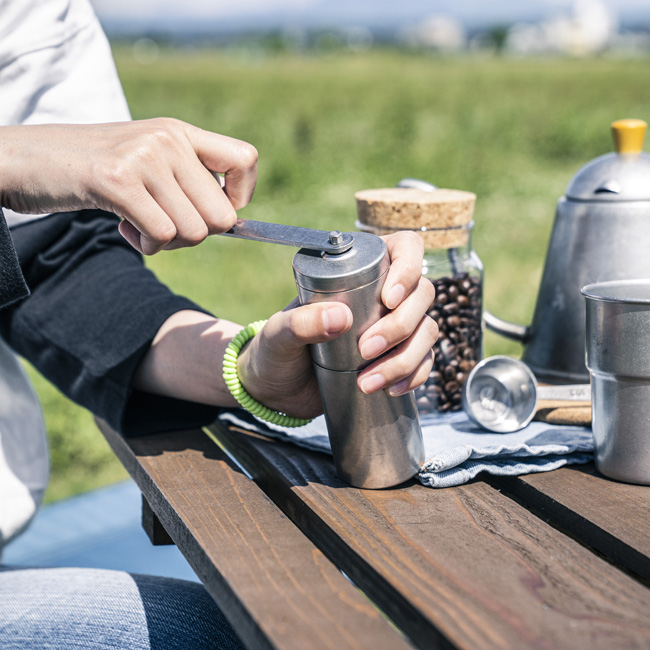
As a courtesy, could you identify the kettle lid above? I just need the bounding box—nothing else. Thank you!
[565,119,650,202]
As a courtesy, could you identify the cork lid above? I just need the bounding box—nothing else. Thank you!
[354,187,476,248]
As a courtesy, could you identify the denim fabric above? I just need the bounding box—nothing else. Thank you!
[0,567,246,649]
[219,410,594,488]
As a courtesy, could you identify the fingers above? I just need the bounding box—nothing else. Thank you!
[98,119,257,254]
[380,231,426,309]
[359,277,436,360]
[358,315,437,396]
[115,190,178,255]
[184,124,258,211]
[236,302,353,419]
[265,298,436,399]
[355,232,437,396]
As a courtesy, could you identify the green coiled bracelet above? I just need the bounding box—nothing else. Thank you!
[222,319,313,428]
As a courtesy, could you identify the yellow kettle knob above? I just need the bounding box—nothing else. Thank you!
[611,118,647,154]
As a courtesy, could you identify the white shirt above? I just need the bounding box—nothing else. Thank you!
[0,0,131,550]
[0,0,131,227]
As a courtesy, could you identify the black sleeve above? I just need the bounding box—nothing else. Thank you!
[0,209,29,309]
[0,210,220,436]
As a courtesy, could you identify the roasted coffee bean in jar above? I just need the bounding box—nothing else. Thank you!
[355,186,484,419]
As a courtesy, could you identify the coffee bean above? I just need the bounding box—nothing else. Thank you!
[442,302,459,316]
[439,339,457,360]
[460,278,472,293]
[426,385,442,399]
[444,380,459,394]
[422,270,482,416]
[416,397,431,411]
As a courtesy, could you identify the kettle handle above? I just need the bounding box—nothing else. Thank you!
[395,177,439,191]
[483,310,530,342]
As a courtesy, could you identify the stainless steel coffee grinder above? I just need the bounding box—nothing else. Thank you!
[485,118,650,383]
[220,220,425,489]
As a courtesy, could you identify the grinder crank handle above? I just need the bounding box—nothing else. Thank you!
[218,219,354,255]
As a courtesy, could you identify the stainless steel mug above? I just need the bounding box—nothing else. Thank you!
[583,279,650,484]
[293,232,424,488]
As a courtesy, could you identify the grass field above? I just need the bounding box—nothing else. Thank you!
[31,46,650,502]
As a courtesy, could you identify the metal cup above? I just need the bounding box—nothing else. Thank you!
[582,279,650,484]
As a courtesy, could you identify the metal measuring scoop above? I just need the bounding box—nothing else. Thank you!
[461,356,591,433]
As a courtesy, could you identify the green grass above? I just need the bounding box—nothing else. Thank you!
[32,47,650,502]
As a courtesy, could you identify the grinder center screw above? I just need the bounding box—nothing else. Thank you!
[329,230,343,246]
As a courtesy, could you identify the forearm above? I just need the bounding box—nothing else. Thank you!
[132,310,241,409]
[0,210,224,435]
[0,120,257,255]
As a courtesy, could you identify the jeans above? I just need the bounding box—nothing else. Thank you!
[0,566,246,649]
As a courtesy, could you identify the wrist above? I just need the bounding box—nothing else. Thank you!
[223,321,312,428]
[236,334,271,406]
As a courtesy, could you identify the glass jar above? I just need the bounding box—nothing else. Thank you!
[417,224,483,418]
[355,187,484,420]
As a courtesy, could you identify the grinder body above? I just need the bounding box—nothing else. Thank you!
[292,232,424,488]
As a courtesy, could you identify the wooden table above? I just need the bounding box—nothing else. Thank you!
[97,417,650,650]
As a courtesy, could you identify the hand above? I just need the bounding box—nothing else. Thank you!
[238,231,438,418]
[0,118,258,254]
[132,232,437,417]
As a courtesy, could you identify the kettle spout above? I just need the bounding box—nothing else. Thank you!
[484,310,530,343]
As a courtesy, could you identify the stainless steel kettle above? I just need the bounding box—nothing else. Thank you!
[486,118,650,383]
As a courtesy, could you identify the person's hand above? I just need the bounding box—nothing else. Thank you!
[0,118,257,254]
[238,231,438,418]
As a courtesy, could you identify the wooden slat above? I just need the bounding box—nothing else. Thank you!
[141,495,174,545]
[96,420,413,650]
[490,463,650,580]
[211,422,650,650]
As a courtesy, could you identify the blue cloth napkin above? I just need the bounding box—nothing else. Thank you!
[218,410,594,488]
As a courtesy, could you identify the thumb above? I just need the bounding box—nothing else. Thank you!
[262,302,353,353]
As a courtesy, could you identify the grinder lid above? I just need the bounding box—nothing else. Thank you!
[565,119,650,202]
[292,231,388,293]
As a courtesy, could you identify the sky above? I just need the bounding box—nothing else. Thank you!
[89,0,650,33]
